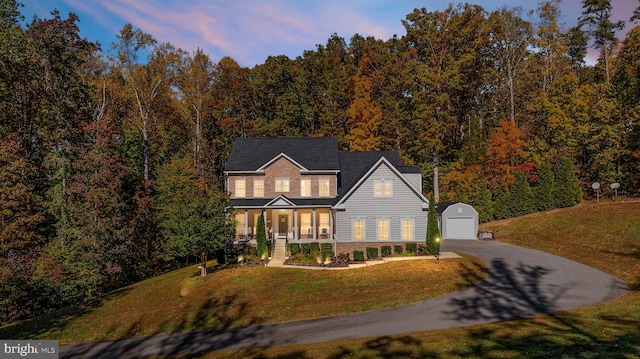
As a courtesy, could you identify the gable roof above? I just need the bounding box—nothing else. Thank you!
[335,156,428,206]
[337,151,404,196]
[225,137,340,172]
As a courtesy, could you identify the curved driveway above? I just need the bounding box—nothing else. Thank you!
[60,240,629,359]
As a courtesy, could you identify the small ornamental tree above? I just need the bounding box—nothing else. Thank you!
[256,213,268,260]
[426,192,441,255]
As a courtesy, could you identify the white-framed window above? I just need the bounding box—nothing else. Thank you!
[300,179,311,197]
[401,218,415,241]
[319,212,330,237]
[253,179,264,197]
[235,179,246,198]
[319,178,330,197]
[352,218,365,241]
[373,180,393,197]
[275,178,290,192]
[301,212,312,237]
[235,213,246,236]
[377,218,389,240]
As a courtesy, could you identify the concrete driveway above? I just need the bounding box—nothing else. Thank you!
[59,240,630,359]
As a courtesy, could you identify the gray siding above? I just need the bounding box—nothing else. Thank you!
[336,163,427,242]
[404,173,422,193]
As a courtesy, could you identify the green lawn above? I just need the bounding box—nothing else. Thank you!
[0,253,486,344]
[3,200,638,358]
[202,200,640,358]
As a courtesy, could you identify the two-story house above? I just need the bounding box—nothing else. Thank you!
[224,137,429,256]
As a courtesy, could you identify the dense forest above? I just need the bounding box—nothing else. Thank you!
[1,0,639,323]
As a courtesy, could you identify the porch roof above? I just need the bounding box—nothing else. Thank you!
[229,197,335,208]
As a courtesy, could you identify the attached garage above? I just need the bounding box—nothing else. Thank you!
[436,202,478,240]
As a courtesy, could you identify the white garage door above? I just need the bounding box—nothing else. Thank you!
[445,217,475,239]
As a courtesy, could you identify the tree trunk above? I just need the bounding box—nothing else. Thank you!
[142,124,149,183]
[433,150,440,203]
[200,246,208,277]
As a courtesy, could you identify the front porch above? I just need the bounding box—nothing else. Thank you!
[233,207,334,242]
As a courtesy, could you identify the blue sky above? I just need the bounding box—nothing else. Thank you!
[22,0,636,67]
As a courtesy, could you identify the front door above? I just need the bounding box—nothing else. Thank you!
[278,214,288,237]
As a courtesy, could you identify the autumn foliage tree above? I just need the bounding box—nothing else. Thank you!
[485,120,528,189]
[345,54,383,151]
[0,135,45,322]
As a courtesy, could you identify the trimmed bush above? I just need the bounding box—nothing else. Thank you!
[406,242,417,254]
[366,247,379,259]
[394,245,403,255]
[310,242,320,253]
[256,214,268,259]
[321,243,333,253]
[353,250,365,262]
[301,243,311,255]
[289,243,301,256]
[337,252,350,263]
[381,246,392,257]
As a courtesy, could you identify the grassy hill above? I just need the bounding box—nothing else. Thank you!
[0,248,486,343]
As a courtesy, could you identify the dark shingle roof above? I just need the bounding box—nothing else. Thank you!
[436,202,456,215]
[225,137,340,171]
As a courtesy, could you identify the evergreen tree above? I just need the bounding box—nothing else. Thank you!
[469,182,494,223]
[256,213,268,260]
[492,185,512,220]
[554,156,583,207]
[509,170,535,216]
[426,193,441,255]
[534,161,556,211]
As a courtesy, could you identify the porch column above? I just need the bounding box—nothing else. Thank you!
[329,209,334,240]
[294,209,298,240]
[262,209,267,239]
[312,208,317,241]
[244,209,249,239]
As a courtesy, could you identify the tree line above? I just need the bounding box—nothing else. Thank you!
[1,0,639,322]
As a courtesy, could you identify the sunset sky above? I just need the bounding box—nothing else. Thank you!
[23,0,637,67]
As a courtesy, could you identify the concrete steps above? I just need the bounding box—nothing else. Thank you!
[268,239,287,267]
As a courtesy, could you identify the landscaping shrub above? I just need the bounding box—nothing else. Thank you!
[381,246,392,257]
[366,247,379,259]
[244,246,258,257]
[301,243,311,255]
[394,245,403,255]
[289,243,301,256]
[321,243,332,253]
[353,251,365,262]
[310,242,320,253]
[337,252,350,263]
[322,250,333,263]
[406,242,417,254]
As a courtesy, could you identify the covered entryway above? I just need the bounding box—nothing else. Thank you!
[438,202,479,240]
[277,214,289,238]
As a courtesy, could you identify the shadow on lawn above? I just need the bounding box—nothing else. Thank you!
[59,292,265,359]
[0,287,132,340]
